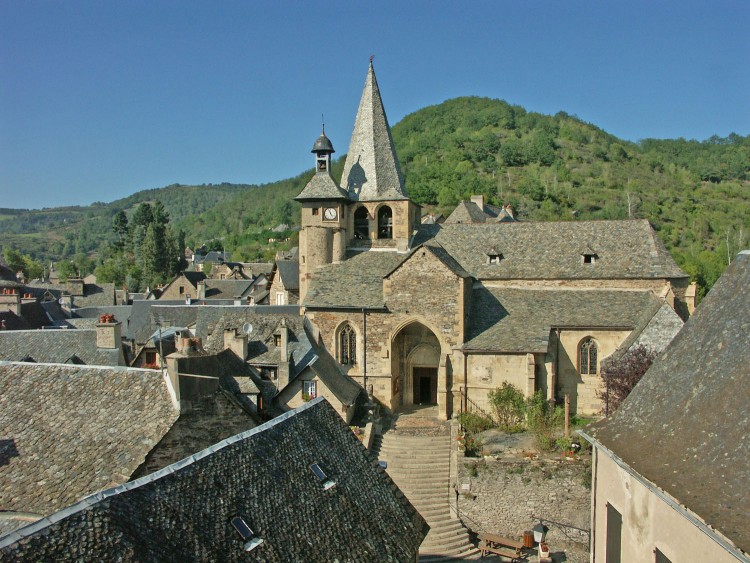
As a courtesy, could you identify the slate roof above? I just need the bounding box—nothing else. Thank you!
[0,329,123,365]
[340,62,408,202]
[465,287,662,352]
[304,250,408,309]
[305,219,686,310]
[295,169,350,201]
[204,279,255,299]
[24,281,116,308]
[298,321,363,407]
[0,362,178,518]
[584,251,750,555]
[444,200,488,224]
[132,349,259,477]
[0,399,428,561]
[604,302,684,366]
[275,259,299,291]
[197,307,310,368]
[73,283,116,308]
[422,220,687,280]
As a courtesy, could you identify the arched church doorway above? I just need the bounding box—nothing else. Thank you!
[391,321,441,408]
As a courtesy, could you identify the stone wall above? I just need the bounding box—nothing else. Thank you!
[457,457,591,559]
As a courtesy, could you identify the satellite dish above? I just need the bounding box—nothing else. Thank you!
[242,322,253,335]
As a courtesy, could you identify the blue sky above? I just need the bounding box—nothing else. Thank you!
[1,1,748,210]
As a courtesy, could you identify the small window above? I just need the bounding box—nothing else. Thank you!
[354,207,369,240]
[260,367,277,381]
[274,334,281,347]
[582,253,597,264]
[145,351,157,367]
[377,206,393,239]
[303,380,317,399]
[339,324,357,365]
[317,159,327,171]
[179,286,185,294]
[312,207,319,216]
[487,253,503,265]
[579,338,599,375]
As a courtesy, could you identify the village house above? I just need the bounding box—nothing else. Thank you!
[580,250,750,562]
[268,258,299,305]
[296,61,695,420]
[0,399,428,561]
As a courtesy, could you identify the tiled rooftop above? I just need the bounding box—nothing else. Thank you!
[0,362,178,517]
[586,251,750,554]
[1,399,428,561]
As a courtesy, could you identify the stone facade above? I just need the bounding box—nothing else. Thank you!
[458,458,591,562]
[297,62,691,420]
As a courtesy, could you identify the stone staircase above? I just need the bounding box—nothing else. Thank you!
[374,412,479,561]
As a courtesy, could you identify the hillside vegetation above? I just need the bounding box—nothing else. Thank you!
[1,97,748,297]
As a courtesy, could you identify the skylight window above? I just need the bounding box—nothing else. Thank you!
[486,247,503,265]
[231,516,264,552]
[310,462,336,490]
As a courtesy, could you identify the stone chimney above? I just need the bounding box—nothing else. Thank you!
[470,195,485,210]
[67,278,84,297]
[16,271,25,285]
[165,353,181,404]
[276,319,291,391]
[21,292,36,306]
[0,288,21,316]
[96,314,122,350]
[197,280,206,299]
[224,328,248,360]
[175,335,203,355]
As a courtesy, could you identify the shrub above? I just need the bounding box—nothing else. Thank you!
[526,391,564,451]
[462,432,484,457]
[457,411,494,434]
[488,383,526,430]
[598,345,657,415]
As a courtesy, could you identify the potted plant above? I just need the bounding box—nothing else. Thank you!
[539,541,550,558]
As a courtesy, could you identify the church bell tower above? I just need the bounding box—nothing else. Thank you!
[295,129,350,303]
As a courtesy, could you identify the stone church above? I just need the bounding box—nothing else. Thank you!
[296,62,693,419]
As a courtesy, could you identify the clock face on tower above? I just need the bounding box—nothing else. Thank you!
[324,207,338,221]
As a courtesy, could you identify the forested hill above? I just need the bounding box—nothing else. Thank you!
[1,96,748,296]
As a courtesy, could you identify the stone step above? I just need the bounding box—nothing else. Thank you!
[419,547,481,561]
[421,533,474,552]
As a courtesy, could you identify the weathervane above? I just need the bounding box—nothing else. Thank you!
[321,113,325,134]
[369,54,374,64]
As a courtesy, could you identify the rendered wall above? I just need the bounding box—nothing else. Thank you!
[591,448,742,563]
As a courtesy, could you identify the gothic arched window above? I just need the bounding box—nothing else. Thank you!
[354,207,369,240]
[339,324,357,365]
[579,338,598,375]
[377,206,393,239]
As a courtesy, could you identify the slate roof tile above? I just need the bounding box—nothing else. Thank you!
[585,251,750,555]
[0,329,122,365]
[1,399,428,561]
[465,287,662,352]
[0,362,178,517]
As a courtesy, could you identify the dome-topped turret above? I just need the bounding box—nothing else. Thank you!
[311,130,335,154]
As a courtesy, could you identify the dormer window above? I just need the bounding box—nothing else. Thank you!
[487,253,503,265]
[486,247,503,265]
[582,253,597,265]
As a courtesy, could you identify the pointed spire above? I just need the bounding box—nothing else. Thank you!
[340,61,408,202]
